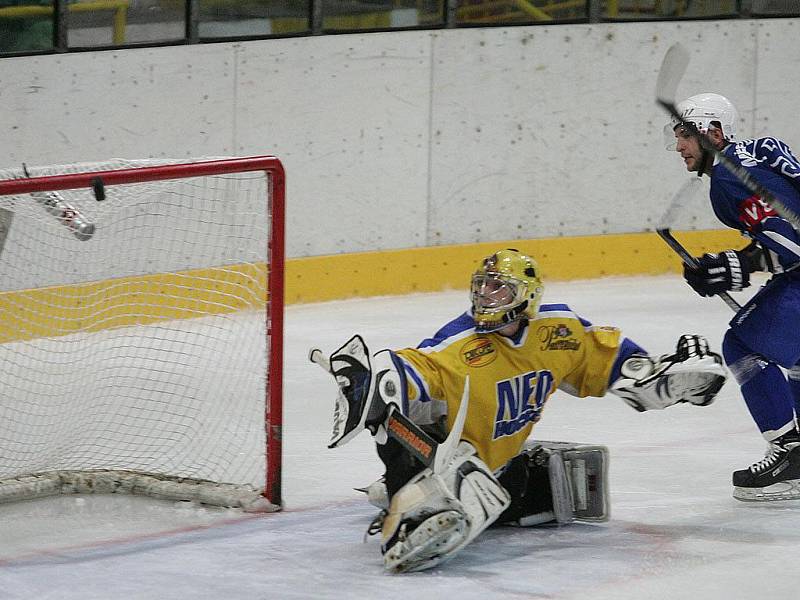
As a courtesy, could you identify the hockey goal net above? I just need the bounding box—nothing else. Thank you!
[0,156,284,511]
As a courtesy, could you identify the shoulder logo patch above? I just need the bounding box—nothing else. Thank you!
[538,324,581,351]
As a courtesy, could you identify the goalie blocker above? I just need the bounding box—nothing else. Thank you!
[610,334,727,412]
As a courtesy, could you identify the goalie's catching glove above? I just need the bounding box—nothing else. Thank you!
[309,335,401,448]
[683,250,751,297]
[611,334,727,412]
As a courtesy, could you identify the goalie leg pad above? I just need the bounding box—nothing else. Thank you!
[380,473,468,574]
[381,442,510,573]
[611,334,727,412]
[498,441,610,527]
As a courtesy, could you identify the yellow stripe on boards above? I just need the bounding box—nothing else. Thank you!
[0,264,267,344]
[285,229,745,304]
[0,229,744,343]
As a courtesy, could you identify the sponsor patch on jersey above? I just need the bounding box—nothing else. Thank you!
[387,415,434,463]
[493,370,554,439]
[738,194,777,230]
[537,324,581,351]
[461,337,496,367]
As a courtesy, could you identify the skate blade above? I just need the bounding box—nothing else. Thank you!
[733,479,800,502]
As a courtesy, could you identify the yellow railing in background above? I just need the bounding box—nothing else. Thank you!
[0,0,129,44]
[458,0,551,22]
[274,0,581,31]
[455,0,590,23]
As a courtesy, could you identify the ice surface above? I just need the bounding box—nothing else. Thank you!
[1,274,798,599]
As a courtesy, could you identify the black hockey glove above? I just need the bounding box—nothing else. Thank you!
[683,250,751,297]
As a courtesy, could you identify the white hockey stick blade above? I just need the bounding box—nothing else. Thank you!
[309,347,332,373]
[433,376,469,475]
[656,177,704,230]
[655,42,689,105]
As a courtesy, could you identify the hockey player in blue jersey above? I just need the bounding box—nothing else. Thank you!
[668,92,800,501]
[311,249,726,573]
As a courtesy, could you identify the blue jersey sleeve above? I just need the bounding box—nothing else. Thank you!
[710,138,800,269]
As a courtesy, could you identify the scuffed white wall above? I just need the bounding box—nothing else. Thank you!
[1,19,799,259]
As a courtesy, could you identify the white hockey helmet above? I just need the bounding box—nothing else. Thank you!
[664,92,738,149]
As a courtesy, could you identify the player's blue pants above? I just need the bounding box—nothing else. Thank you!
[722,271,800,440]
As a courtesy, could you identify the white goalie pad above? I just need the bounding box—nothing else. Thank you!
[380,442,510,573]
[611,334,727,412]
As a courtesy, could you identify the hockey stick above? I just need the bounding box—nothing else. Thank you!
[0,207,12,258]
[309,346,469,472]
[20,163,96,241]
[655,177,742,312]
[655,43,800,233]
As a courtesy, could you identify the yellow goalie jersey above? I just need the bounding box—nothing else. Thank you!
[394,303,625,472]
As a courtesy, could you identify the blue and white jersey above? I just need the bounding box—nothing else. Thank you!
[710,137,800,271]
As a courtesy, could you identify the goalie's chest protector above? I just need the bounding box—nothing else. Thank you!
[397,306,621,472]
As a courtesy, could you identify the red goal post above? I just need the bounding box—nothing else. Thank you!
[0,156,285,511]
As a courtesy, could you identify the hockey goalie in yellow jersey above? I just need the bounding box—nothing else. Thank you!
[310,248,727,573]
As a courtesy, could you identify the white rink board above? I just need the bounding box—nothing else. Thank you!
[2,20,800,260]
[235,34,432,255]
[426,21,757,243]
[753,19,800,135]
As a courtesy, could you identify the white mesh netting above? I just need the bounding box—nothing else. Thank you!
[0,158,280,511]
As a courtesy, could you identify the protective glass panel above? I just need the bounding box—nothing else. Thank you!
[321,0,443,31]
[602,0,738,19]
[68,0,186,47]
[456,0,588,25]
[199,0,311,38]
[0,0,54,53]
[751,0,800,14]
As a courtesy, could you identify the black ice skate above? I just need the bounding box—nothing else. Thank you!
[732,431,800,502]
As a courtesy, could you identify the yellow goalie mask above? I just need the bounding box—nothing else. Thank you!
[470,248,544,333]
